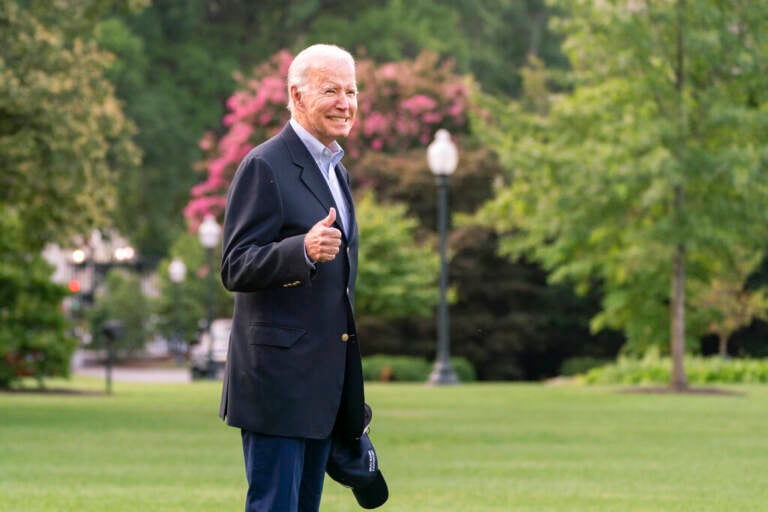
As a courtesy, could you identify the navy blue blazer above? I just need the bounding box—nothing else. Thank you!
[219,123,364,440]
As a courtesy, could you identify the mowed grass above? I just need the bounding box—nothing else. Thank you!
[2,380,768,512]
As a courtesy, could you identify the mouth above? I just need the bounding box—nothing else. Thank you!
[327,116,349,122]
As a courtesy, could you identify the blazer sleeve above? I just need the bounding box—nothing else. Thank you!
[220,154,313,292]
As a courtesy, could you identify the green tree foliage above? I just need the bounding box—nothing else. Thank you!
[88,269,148,354]
[0,208,75,388]
[95,9,241,262]
[0,0,140,245]
[693,249,768,357]
[447,0,568,96]
[152,232,234,344]
[450,227,624,380]
[474,0,768,387]
[355,191,439,320]
[303,0,566,97]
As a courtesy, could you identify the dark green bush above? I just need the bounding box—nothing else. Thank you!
[362,355,476,382]
[559,357,612,377]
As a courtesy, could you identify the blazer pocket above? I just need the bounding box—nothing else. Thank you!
[247,323,306,349]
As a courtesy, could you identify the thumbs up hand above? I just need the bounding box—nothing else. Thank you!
[305,208,342,263]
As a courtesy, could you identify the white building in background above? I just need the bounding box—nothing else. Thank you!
[42,229,159,298]
[42,230,167,361]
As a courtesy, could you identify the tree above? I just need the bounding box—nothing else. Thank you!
[0,0,141,387]
[0,207,76,388]
[0,0,140,244]
[355,190,439,321]
[694,250,768,357]
[152,232,234,344]
[473,0,768,389]
[88,269,148,354]
[446,0,568,96]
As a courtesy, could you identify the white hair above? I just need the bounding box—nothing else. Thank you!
[287,44,355,114]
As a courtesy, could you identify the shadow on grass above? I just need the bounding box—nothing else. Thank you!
[2,386,106,396]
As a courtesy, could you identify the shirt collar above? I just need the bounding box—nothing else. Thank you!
[290,119,345,176]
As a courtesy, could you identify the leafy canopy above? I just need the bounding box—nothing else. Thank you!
[0,0,140,245]
[474,0,768,352]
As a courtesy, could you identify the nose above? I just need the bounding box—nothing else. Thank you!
[335,91,354,111]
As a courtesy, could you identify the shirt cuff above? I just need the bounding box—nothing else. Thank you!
[303,237,317,269]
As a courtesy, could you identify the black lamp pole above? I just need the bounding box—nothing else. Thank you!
[427,130,459,386]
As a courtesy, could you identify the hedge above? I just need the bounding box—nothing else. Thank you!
[581,355,768,385]
[362,355,476,382]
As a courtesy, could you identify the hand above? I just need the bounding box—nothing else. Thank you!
[305,208,342,263]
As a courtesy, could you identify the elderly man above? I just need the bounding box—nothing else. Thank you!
[218,44,365,512]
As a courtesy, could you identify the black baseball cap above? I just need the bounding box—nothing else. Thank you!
[326,404,388,509]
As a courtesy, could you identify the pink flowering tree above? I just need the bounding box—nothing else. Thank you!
[184,50,471,230]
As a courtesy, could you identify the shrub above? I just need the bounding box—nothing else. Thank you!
[362,355,476,383]
[581,355,768,385]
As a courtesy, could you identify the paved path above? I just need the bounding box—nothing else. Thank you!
[74,365,192,383]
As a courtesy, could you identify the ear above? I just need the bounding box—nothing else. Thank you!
[290,85,305,112]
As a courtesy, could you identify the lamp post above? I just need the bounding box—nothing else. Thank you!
[427,129,460,385]
[168,258,187,365]
[198,214,221,379]
[70,230,137,394]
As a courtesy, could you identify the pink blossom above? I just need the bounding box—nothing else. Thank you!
[206,158,227,182]
[222,112,237,127]
[363,112,390,137]
[379,63,398,80]
[401,95,437,114]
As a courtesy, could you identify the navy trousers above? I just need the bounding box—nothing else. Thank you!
[241,430,332,512]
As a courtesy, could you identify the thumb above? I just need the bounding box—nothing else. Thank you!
[320,207,336,227]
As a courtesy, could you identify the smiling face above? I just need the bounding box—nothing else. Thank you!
[290,56,357,147]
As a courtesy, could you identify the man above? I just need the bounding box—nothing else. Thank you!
[218,44,365,512]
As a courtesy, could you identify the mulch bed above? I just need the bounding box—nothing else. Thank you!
[620,386,744,396]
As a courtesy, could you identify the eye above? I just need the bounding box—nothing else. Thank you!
[346,90,357,98]
[323,88,337,96]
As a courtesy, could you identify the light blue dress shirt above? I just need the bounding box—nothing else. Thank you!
[289,119,350,235]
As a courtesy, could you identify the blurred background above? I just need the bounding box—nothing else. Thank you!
[3,0,767,390]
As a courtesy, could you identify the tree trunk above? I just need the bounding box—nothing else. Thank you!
[669,0,689,391]
[718,333,728,358]
[670,238,688,390]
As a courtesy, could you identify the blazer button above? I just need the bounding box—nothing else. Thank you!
[341,333,349,342]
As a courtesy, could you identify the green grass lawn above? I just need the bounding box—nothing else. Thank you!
[2,379,768,511]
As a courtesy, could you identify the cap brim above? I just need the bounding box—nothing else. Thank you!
[352,471,388,509]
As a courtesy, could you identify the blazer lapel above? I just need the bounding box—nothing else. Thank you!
[282,124,336,213]
[336,163,357,245]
